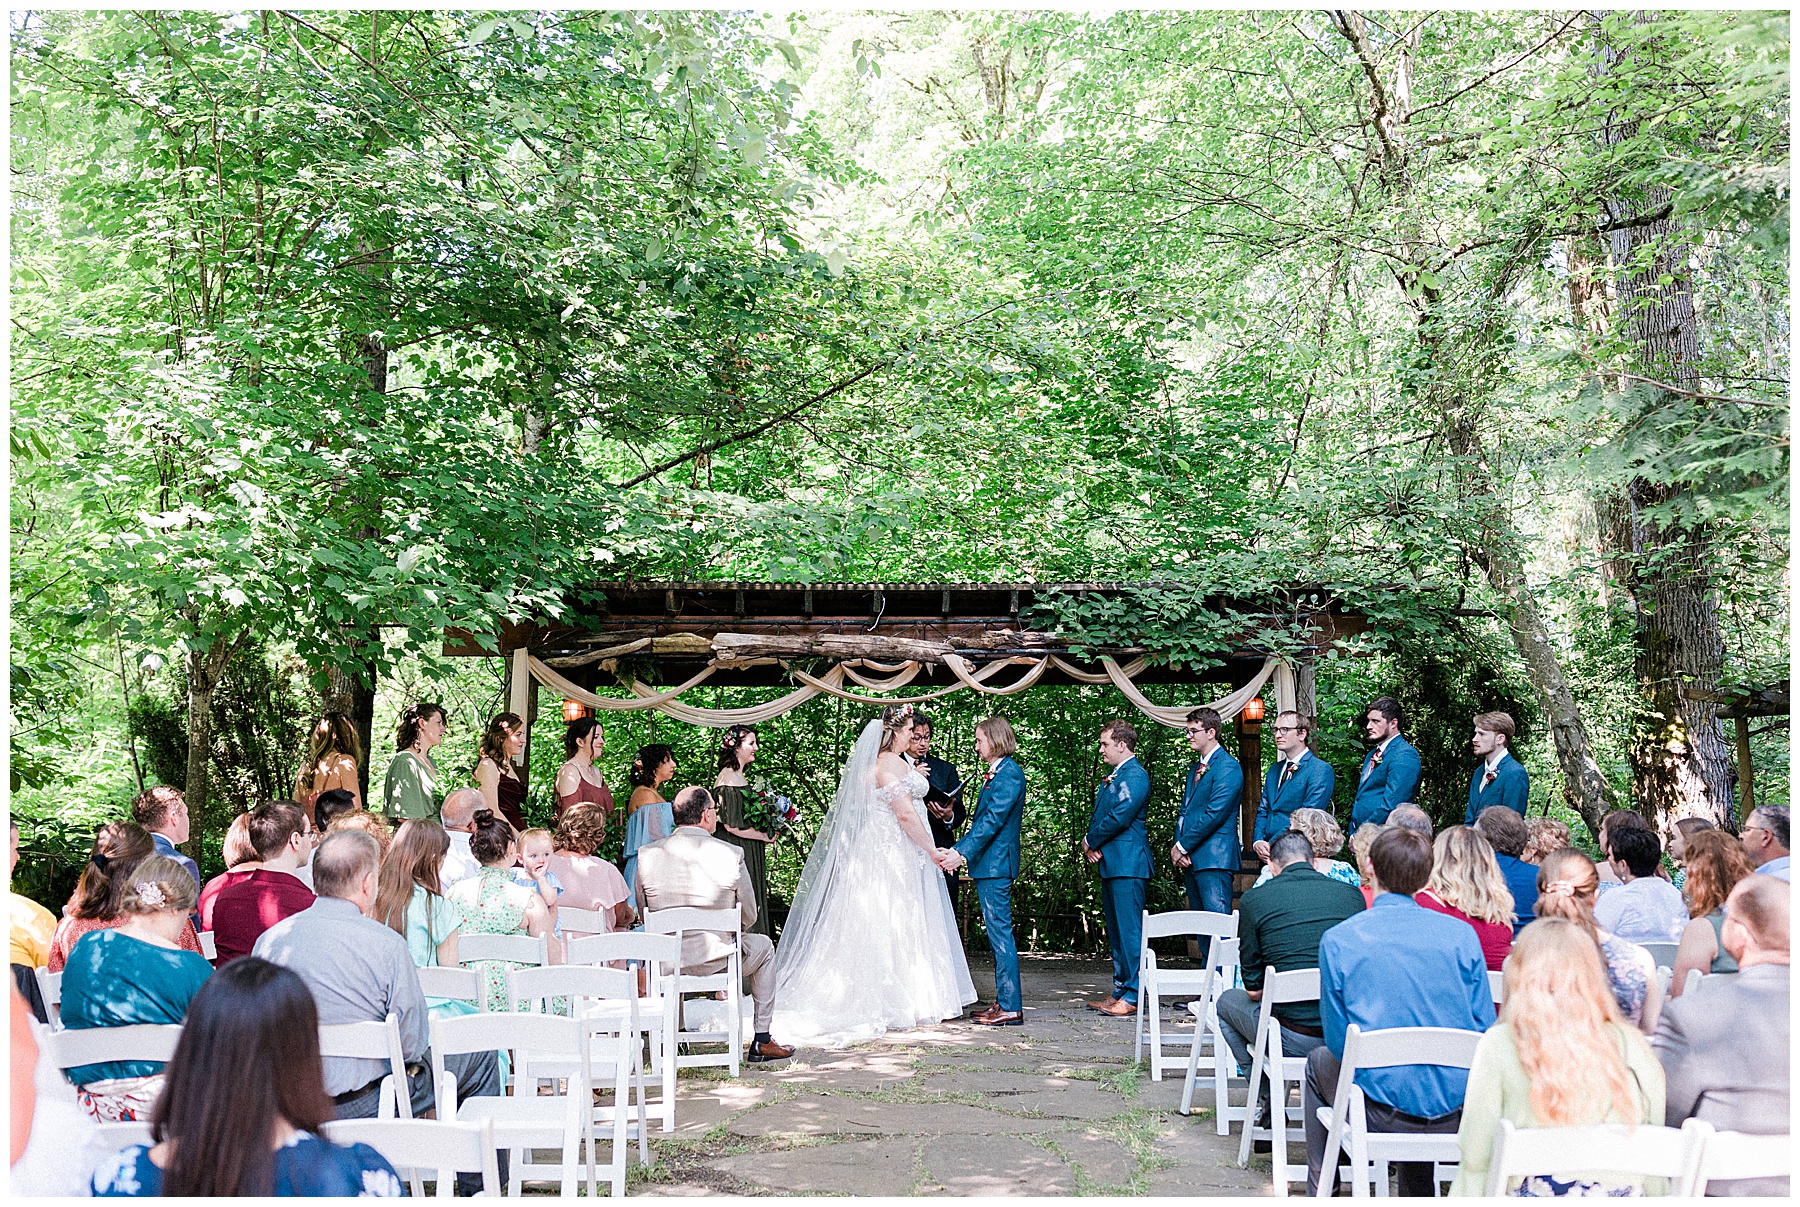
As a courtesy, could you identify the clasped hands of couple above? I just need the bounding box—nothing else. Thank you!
[932,846,966,873]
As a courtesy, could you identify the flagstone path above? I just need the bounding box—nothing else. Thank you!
[628,954,1274,1196]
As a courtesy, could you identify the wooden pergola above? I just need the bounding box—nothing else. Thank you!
[445,581,1368,856]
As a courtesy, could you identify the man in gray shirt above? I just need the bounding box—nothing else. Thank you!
[253,829,501,1119]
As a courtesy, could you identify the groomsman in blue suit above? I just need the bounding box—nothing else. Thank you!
[1172,707,1243,961]
[942,716,1026,1026]
[1349,696,1422,830]
[1083,720,1152,1018]
[1252,710,1337,865]
[1462,711,1529,825]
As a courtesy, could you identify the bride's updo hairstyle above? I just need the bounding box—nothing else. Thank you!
[878,704,915,753]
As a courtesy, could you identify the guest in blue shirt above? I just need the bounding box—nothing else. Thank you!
[1303,826,1494,1197]
[1462,711,1530,826]
[1475,806,1540,935]
[1349,697,1423,830]
[132,785,200,895]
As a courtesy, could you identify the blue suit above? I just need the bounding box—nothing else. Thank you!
[1254,750,1337,844]
[1176,747,1243,957]
[1349,735,1422,830]
[955,757,1025,1013]
[1462,752,1529,826]
[1087,756,1151,1004]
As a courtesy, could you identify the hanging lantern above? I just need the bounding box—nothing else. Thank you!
[561,699,590,723]
[1241,697,1266,723]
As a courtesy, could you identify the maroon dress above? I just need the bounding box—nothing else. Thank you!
[555,769,615,823]
[496,770,528,833]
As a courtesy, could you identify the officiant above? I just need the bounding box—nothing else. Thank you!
[908,714,967,901]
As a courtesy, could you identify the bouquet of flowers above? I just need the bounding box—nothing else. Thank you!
[742,786,800,838]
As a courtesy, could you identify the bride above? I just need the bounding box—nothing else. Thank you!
[773,705,977,1048]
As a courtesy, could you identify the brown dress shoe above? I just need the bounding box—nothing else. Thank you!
[1095,998,1137,1017]
[1086,996,1118,1012]
[747,1039,795,1062]
[972,1006,1024,1026]
[965,1002,991,1018]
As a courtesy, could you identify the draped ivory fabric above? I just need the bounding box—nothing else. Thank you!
[528,651,1295,731]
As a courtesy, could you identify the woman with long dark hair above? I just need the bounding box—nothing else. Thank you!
[473,712,528,832]
[294,713,363,811]
[554,716,614,823]
[381,701,446,822]
[621,744,676,898]
[49,822,202,972]
[90,957,402,1197]
[714,725,772,937]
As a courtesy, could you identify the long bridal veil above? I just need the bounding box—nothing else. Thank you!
[772,719,883,980]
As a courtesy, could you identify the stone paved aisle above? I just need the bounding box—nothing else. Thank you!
[627,954,1273,1196]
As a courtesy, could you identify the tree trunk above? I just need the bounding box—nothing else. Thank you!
[182,625,241,860]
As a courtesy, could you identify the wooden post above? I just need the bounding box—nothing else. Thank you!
[1296,656,1317,723]
[1237,713,1263,856]
[1734,715,1755,820]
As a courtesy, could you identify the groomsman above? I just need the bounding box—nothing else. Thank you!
[1253,711,1337,864]
[1462,711,1529,825]
[1173,707,1243,960]
[1348,696,1422,830]
[1083,720,1152,1018]
[908,714,967,900]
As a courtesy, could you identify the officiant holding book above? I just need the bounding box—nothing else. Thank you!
[908,714,967,901]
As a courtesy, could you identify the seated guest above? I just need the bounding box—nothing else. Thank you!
[1417,826,1515,971]
[438,787,484,887]
[1215,830,1363,1138]
[445,810,557,1009]
[130,785,200,895]
[1520,816,1570,866]
[1651,875,1790,1197]
[1348,823,1382,908]
[1742,804,1789,881]
[199,813,262,937]
[304,789,359,889]
[372,819,474,1020]
[1536,848,1663,1033]
[60,857,212,1122]
[50,823,202,972]
[1251,809,1360,889]
[10,820,56,1021]
[1451,919,1665,1196]
[1386,804,1434,839]
[203,800,316,964]
[1670,830,1754,994]
[1594,826,1688,944]
[90,957,402,1197]
[327,809,393,862]
[1667,816,1713,892]
[549,803,633,939]
[1303,827,1494,1196]
[1595,808,1659,893]
[1474,805,1539,933]
[12,983,110,1196]
[252,831,502,1122]
[636,787,793,1062]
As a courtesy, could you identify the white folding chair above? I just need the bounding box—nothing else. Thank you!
[568,931,683,1133]
[431,1011,593,1197]
[1180,935,1245,1134]
[1487,970,1505,1006]
[91,1120,155,1151]
[197,929,218,961]
[317,1014,413,1120]
[416,965,484,1006]
[37,1022,183,1084]
[1236,966,1322,1195]
[558,905,612,938]
[1639,942,1679,970]
[1682,968,1704,997]
[323,1118,500,1198]
[457,933,549,1011]
[1679,1120,1792,1195]
[1136,909,1239,1080]
[34,967,62,1028]
[1656,965,1674,996]
[512,963,651,1192]
[1485,1118,1705,1196]
[644,906,744,1077]
[1313,1023,1483,1197]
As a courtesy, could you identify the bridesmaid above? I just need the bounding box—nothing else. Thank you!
[294,713,363,812]
[621,744,676,898]
[383,702,447,822]
[713,725,772,938]
[553,717,614,824]
[474,712,528,833]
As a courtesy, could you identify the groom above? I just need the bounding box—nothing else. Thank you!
[937,715,1025,1026]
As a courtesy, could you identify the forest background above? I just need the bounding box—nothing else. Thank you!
[10,10,1788,949]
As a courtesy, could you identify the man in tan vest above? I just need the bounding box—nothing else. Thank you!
[635,786,794,1062]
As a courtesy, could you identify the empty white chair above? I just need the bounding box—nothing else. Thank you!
[34,967,62,1028]
[1136,909,1238,1080]
[1236,966,1322,1195]
[1487,970,1505,1006]
[431,1011,594,1197]
[317,1014,412,1120]
[1639,942,1679,970]
[456,932,549,1011]
[1179,935,1245,1134]
[415,965,483,1006]
[1679,1120,1792,1196]
[568,930,683,1132]
[1485,1117,1706,1196]
[1313,1023,1484,1197]
[197,929,218,961]
[323,1118,500,1198]
[643,906,744,1077]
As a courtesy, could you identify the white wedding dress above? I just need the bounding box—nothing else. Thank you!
[772,721,977,1049]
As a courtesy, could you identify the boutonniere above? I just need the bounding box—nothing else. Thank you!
[1194,761,1209,780]
[1369,747,1385,767]
[1481,770,1496,790]
[983,769,995,785]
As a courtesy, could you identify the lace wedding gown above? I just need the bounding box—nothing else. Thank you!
[772,722,977,1048]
